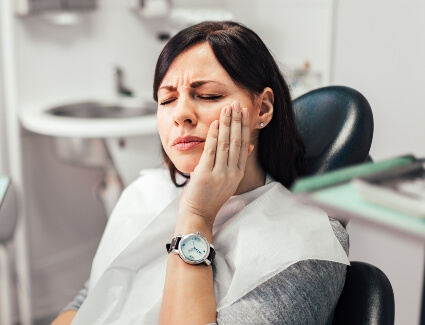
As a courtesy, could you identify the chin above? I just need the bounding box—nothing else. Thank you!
[174,161,198,174]
[171,153,201,174]
[167,149,202,174]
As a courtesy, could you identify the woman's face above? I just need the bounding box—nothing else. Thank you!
[157,42,261,173]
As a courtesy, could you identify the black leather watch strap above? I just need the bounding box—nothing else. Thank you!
[207,247,216,264]
[166,236,181,253]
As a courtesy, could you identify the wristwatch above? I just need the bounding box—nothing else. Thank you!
[166,232,216,265]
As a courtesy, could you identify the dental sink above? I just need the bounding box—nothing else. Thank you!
[20,97,158,138]
[20,97,160,216]
[45,100,156,119]
[20,97,158,167]
[21,97,159,170]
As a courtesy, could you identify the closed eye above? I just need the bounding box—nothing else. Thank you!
[160,98,177,106]
[160,94,224,105]
[198,95,224,101]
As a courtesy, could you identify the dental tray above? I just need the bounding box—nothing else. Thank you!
[353,160,425,218]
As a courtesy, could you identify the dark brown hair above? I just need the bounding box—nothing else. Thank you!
[153,21,305,188]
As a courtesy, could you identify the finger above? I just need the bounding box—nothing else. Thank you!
[227,101,243,168]
[196,120,219,172]
[237,107,251,170]
[214,105,232,168]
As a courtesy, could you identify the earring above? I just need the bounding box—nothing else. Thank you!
[259,122,264,128]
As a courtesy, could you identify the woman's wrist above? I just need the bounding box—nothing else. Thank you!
[174,209,214,242]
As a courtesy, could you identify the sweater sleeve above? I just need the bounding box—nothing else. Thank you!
[216,218,349,325]
[61,280,89,312]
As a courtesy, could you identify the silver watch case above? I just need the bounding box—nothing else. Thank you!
[171,232,214,265]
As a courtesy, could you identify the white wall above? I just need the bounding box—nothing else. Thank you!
[227,0,334,84]
[333,0,425,161]
[12,0,335,321]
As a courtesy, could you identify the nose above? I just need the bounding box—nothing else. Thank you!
[173,95,197,126]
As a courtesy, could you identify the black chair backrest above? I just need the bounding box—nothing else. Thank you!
[293,87,394,324]
[293,86,374,176]
[333,261,395,325]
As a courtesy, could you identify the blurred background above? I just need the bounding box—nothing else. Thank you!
[1,0,425,324]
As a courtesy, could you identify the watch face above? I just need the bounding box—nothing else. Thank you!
[178,233,210,264]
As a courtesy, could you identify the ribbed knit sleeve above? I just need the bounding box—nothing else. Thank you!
[216,218,348,325]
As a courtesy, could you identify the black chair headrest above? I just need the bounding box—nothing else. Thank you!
[293,86,374,176]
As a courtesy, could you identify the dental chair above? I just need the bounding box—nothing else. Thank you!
[293,86,395,325]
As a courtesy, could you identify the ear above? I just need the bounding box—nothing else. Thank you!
[255,87,274,128]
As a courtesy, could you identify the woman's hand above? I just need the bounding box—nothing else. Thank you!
[178,101,251,231]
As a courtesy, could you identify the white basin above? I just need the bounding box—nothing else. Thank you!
[20,97,161,216]
[20,97,159,170]
[20,97,158,138]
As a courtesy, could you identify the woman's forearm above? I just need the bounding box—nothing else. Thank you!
[160,213,216,324]
[160,254,216,324]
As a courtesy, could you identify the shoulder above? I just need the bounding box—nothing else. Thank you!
[217,218,348,325]
[110,168,182,218]
[122,168,180,200]
[132,168,172,189]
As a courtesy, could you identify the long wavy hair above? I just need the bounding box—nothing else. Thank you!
[153,21,305,188]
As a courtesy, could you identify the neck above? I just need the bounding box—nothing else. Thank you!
[234,154,266,196]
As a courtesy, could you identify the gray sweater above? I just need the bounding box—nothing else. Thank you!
[64,218,348,324]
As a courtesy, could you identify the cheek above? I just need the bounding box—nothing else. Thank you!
[157,111,170,147]
[204,111,221,127]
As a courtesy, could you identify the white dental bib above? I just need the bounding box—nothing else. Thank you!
[72,169,349,324]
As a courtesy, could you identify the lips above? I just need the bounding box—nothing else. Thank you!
[172,136,206,151]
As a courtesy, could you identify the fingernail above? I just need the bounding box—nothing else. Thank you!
[226,106,231,116]
[242,107,248,119]
[214,120,219,129]
[234,101,241,113]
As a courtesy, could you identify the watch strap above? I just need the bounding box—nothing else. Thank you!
[166,236,182,253]
[207,246,216,265]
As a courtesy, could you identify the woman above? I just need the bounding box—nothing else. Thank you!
[52,21,349,325]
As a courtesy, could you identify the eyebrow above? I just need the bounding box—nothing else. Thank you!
[159,80,225,91]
